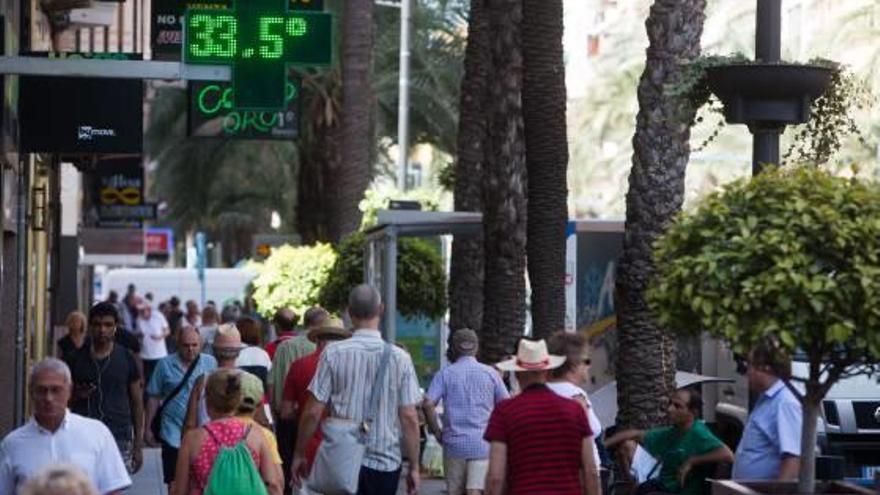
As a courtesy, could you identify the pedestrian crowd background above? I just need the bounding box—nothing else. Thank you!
[0,281,805,495]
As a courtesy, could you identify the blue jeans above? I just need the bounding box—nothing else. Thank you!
[357,466,401,495]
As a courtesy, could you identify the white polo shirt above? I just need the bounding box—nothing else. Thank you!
[0,411,131,494]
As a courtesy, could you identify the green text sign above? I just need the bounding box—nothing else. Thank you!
[184,1,331,110]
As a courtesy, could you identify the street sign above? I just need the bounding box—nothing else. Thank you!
[188,76,300,138]
[19,52,143,153]
[183,1,332,110]
[145,228,175,259]
[88,156,150,228]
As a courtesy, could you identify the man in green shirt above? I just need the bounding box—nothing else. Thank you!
[605,389,734,495]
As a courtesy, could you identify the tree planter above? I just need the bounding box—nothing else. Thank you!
[711,480,875,495]
[706,63,835,127]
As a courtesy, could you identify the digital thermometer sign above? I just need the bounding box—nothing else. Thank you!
[184,0,332,110]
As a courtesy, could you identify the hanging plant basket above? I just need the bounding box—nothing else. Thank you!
[706,63,836,127]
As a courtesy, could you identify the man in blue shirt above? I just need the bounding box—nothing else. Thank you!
[144,327,217,490]
[423,329,509,495]
[732,340,802,480]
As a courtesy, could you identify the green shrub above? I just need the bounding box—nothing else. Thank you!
[319,232,447,319]
[249,243,337,317]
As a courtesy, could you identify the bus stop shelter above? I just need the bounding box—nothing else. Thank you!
[363,210,482,342]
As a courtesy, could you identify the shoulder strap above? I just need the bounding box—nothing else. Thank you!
[157,354,202,417]
[365,344,393,424]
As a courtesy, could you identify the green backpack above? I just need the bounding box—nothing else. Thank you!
[203,424,269,495]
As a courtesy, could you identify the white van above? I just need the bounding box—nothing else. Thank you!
[98,268,257,306]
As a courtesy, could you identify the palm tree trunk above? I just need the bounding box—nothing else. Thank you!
[449,0,490,338]
[296,72,342,244]
[615,0,707,429]
[329,0,375,242]
[522,0,568,340]
[479,0,527,364]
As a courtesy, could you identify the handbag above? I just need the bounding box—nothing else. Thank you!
[308,344,392,495]
[151,354,201,442]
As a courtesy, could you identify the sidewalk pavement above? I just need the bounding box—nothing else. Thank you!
[129,448,446,494]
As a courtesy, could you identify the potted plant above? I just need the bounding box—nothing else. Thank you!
[647,167,880,494]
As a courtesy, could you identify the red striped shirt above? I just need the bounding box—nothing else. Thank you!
[484,384,591,495]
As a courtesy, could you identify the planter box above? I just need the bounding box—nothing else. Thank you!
[711,480,876,495]
[706,63,835,128]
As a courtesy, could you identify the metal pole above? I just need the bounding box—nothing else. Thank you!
[753,0,782,175]
[396,0,412,191]
[383,228,398,343]
[14,160,29,426]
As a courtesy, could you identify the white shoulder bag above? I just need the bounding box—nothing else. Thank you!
[308,344,392,495]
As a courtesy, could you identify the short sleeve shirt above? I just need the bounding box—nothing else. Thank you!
[308,330,421,471]
[484,384,591,495]
[69,344,141,441]
[0,412,131,494]
[732,380,802,480]
[642,420,724,495]
[146,353,218,448]
[267,333,315,410]
[426,356,509,459]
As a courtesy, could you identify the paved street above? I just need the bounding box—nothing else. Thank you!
[129,448,447,494]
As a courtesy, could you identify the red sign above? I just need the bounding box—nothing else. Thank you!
[145,228,174,255]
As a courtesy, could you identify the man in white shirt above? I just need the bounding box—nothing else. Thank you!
[0,357,131,495]
[136,303,170,387]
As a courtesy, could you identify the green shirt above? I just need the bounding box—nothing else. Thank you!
[267,333,316,410]
[642,420,723,495]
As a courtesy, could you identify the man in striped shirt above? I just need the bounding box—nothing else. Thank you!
[484,339,601,495]
[292,285,422,495]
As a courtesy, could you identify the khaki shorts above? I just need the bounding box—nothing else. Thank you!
[444,456,489,494]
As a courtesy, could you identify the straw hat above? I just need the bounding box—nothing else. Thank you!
[307,317,352,342]
[495,339,566,372]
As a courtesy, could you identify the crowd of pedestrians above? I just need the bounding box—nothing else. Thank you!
[0,282,807,495]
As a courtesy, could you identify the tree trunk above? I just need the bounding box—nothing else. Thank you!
[479,0,527,364]
[449,0,490,339]
[799,395,821,494]
[615,0,707,429]
[296,72,342,244]
[329,0,375,242]
[521,0,568,340]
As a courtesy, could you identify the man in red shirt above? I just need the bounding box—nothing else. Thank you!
[281,318,351,470]
[266,308,299,360]
[485,339,601,495]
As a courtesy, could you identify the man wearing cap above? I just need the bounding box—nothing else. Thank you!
[422,329,508,495]
[484,339,601,495]
[281,318,351,484]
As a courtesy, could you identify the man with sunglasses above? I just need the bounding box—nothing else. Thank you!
[423,329,509,495]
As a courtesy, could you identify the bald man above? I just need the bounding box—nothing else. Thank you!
[145,327,217,490]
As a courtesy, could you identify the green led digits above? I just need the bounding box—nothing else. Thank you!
[189,14,238,59]
[258,17,285,59]
[184,2,332,110]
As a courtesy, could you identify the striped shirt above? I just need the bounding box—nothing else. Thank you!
[268,332,315,410]
[426,356,509,459]
[308,329,421,471]
[484,384,591,495]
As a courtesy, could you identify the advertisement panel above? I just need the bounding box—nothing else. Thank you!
[19,53,143,154]
[188,77,300,139]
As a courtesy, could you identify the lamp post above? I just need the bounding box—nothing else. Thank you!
[752,0,782,175]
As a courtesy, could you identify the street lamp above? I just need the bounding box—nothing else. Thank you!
[376,0,412,191]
